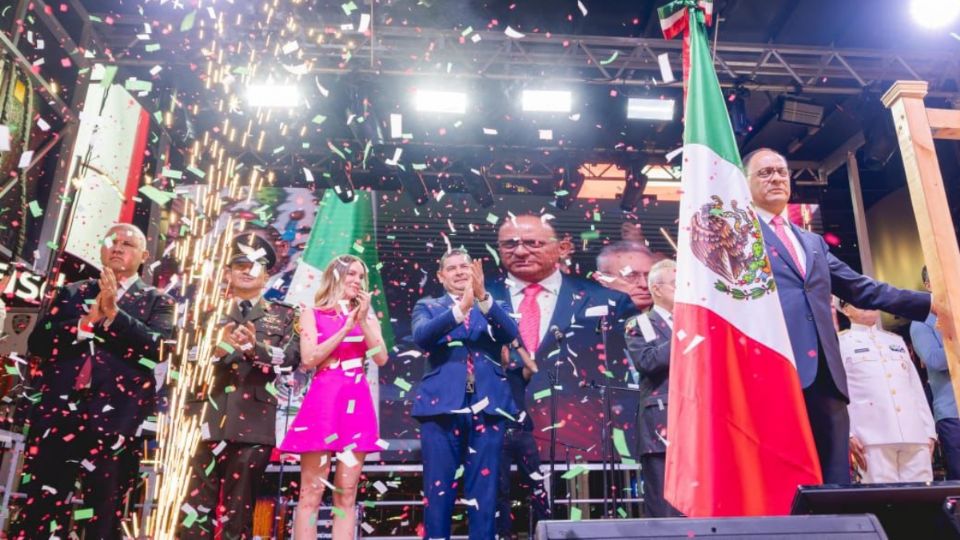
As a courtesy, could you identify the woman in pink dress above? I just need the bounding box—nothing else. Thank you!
[278,255,388,539]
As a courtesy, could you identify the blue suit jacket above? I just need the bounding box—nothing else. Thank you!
[760,219,931,398]
[410,295,519,418]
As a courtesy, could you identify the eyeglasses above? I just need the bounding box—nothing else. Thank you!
[751,167,790,180]
[498,239,555,251]
[619,271,649,285]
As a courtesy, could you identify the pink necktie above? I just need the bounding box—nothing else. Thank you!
[771,215,805,277]
[519,283,544,353]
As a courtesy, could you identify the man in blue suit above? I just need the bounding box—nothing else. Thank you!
[486,214,637,460]
[412,248,519,540]
[746,148,931,484]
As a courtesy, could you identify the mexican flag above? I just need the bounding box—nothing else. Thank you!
[285,189,394,347]
[662,1,821,517]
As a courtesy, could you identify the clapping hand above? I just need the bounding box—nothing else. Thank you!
[470,259,487,300]
[356,291,372,324]
[98,267,119,321]
[458,279,475,315]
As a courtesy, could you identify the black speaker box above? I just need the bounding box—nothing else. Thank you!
[792,481,960,540]
[534,514,887,539]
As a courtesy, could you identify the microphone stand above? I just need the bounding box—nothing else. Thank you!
[547,328,565,517]
[273,377,297,538]
[533,435,590,519]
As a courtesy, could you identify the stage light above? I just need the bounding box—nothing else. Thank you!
[779,97,824,127]
[463,167,495,208]
[415,89,467,114]
[397,168,430,206]
[522,90,572,113]
[620,161,649,212]
[911,0,960,28]
[323,161,356,203]
[626,98,675,121]
[245,84,301,108]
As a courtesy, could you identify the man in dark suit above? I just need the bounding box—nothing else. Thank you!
[746,148,931,484]
[624,259,682,517]
[179,233,300,539]
[486,214,637,460]
[411,248,519,540]
[12,223,175,540]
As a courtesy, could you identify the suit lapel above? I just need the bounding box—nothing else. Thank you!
[117,278,146,314]
[759,219,804,280]
[647,309,672,342]
[791,223,816,279]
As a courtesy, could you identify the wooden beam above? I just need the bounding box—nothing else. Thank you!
[927,108,960,140]
[882,80,960,410]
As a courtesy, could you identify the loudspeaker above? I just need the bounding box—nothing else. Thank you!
[792,482,960,540]
[535,514,887,539]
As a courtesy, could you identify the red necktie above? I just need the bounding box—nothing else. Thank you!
[462,302,475,392]
[519,283,544,353]
[75,357,92,390]
[771,215,805,278]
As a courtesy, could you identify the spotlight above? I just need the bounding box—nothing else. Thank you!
[626,98,675,121]
[911,0,960,28]
[323,160,356,203]
[521,90,572,113]
[778,97,824,127]
[397,167,430,206]
[463,166,495,208]
[620,161,649,212]
[246,84,300,108]
[415,89,467,114]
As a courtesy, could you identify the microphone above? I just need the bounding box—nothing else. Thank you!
[550,325,564,342]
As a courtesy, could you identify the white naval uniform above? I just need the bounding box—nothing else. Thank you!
[841,323,936,483]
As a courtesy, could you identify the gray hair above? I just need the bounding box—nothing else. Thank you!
[741,147,787,174]
[439,247,472,268]
[648,259,677,287]
[106,223,147,250]
[596,240,655,273]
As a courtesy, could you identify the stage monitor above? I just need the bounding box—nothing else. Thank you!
[792,482,960,540]
[535,514,887,539]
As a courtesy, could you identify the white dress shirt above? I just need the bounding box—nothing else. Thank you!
[506,269,563,346]
[754,206,806,271]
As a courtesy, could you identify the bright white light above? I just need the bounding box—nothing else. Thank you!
[246,84,301,108]
[415,90,467,114]
[627,98,675,121]
[521,90,572,113]
[911,0,960,28]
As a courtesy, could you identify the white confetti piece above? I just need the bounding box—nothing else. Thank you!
[336,449,359,467]
[18,151,34,169]
[358,13,371,33]
[682,334,706,355]
[282,40,299,54]
[577,0,588,16]
[658,52,675,84]
[504,26,525,39]
[0,125,10,151]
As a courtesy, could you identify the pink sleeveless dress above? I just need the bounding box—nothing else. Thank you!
[278,309,380,453]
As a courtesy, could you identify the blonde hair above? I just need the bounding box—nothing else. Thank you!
[314,255,369,308]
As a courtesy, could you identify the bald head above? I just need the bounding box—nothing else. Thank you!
[497,214,561,283]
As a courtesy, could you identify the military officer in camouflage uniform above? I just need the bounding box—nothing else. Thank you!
[179,233,301,539]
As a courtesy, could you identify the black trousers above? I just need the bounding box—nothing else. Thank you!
[10,424,142,540]
[937,418,960,480]
[178,441,272,540]
[803,354,851,485]
[639,453,683,518]
[497,428,551,538]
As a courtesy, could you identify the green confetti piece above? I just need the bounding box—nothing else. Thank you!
[352,242,365,254]
[617,506,628,518]
[180,10,197,32]
[324,433,339,444]
[139,185,176,205]
[272,146,285,154]
[554,189,569,197]
[341,1,358,15]
[182,511,197,528]
[570,507,582,521]
[454,465,465,479]
[74,508,94,521]
[447,341,464,348]
[533,388,552,400]
[4,365,19,376]
[485,213,499,225]
[145,43,161,52]
[161,168,183,179]
[461,26,474,36]
[365,345,382,358]
[187,166,206,178]
[224,385,236,394]
[154,110,163,123]
[593,211,601,222]
[89,14,102,22]
[394,377,412,392]
[124,79,153,92]
[20,473,31,484]
[412,163,428,171]
[599,51,620,65]
[603,369,614,378]
[207,394,219,411]
[169,370,180,381]
[50,520,58,533]
[580,230,600,240]
[265,381,278,396]
[561,465,588,479]
[613,428,630,458]
[138,358,157,369]
[485,243,501,266]
[494,408,516,422]
[204,459,215,476]
[45,241,58,250]
[217,342,235,355]
[28,200,42,217]
[312,114,327,125]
